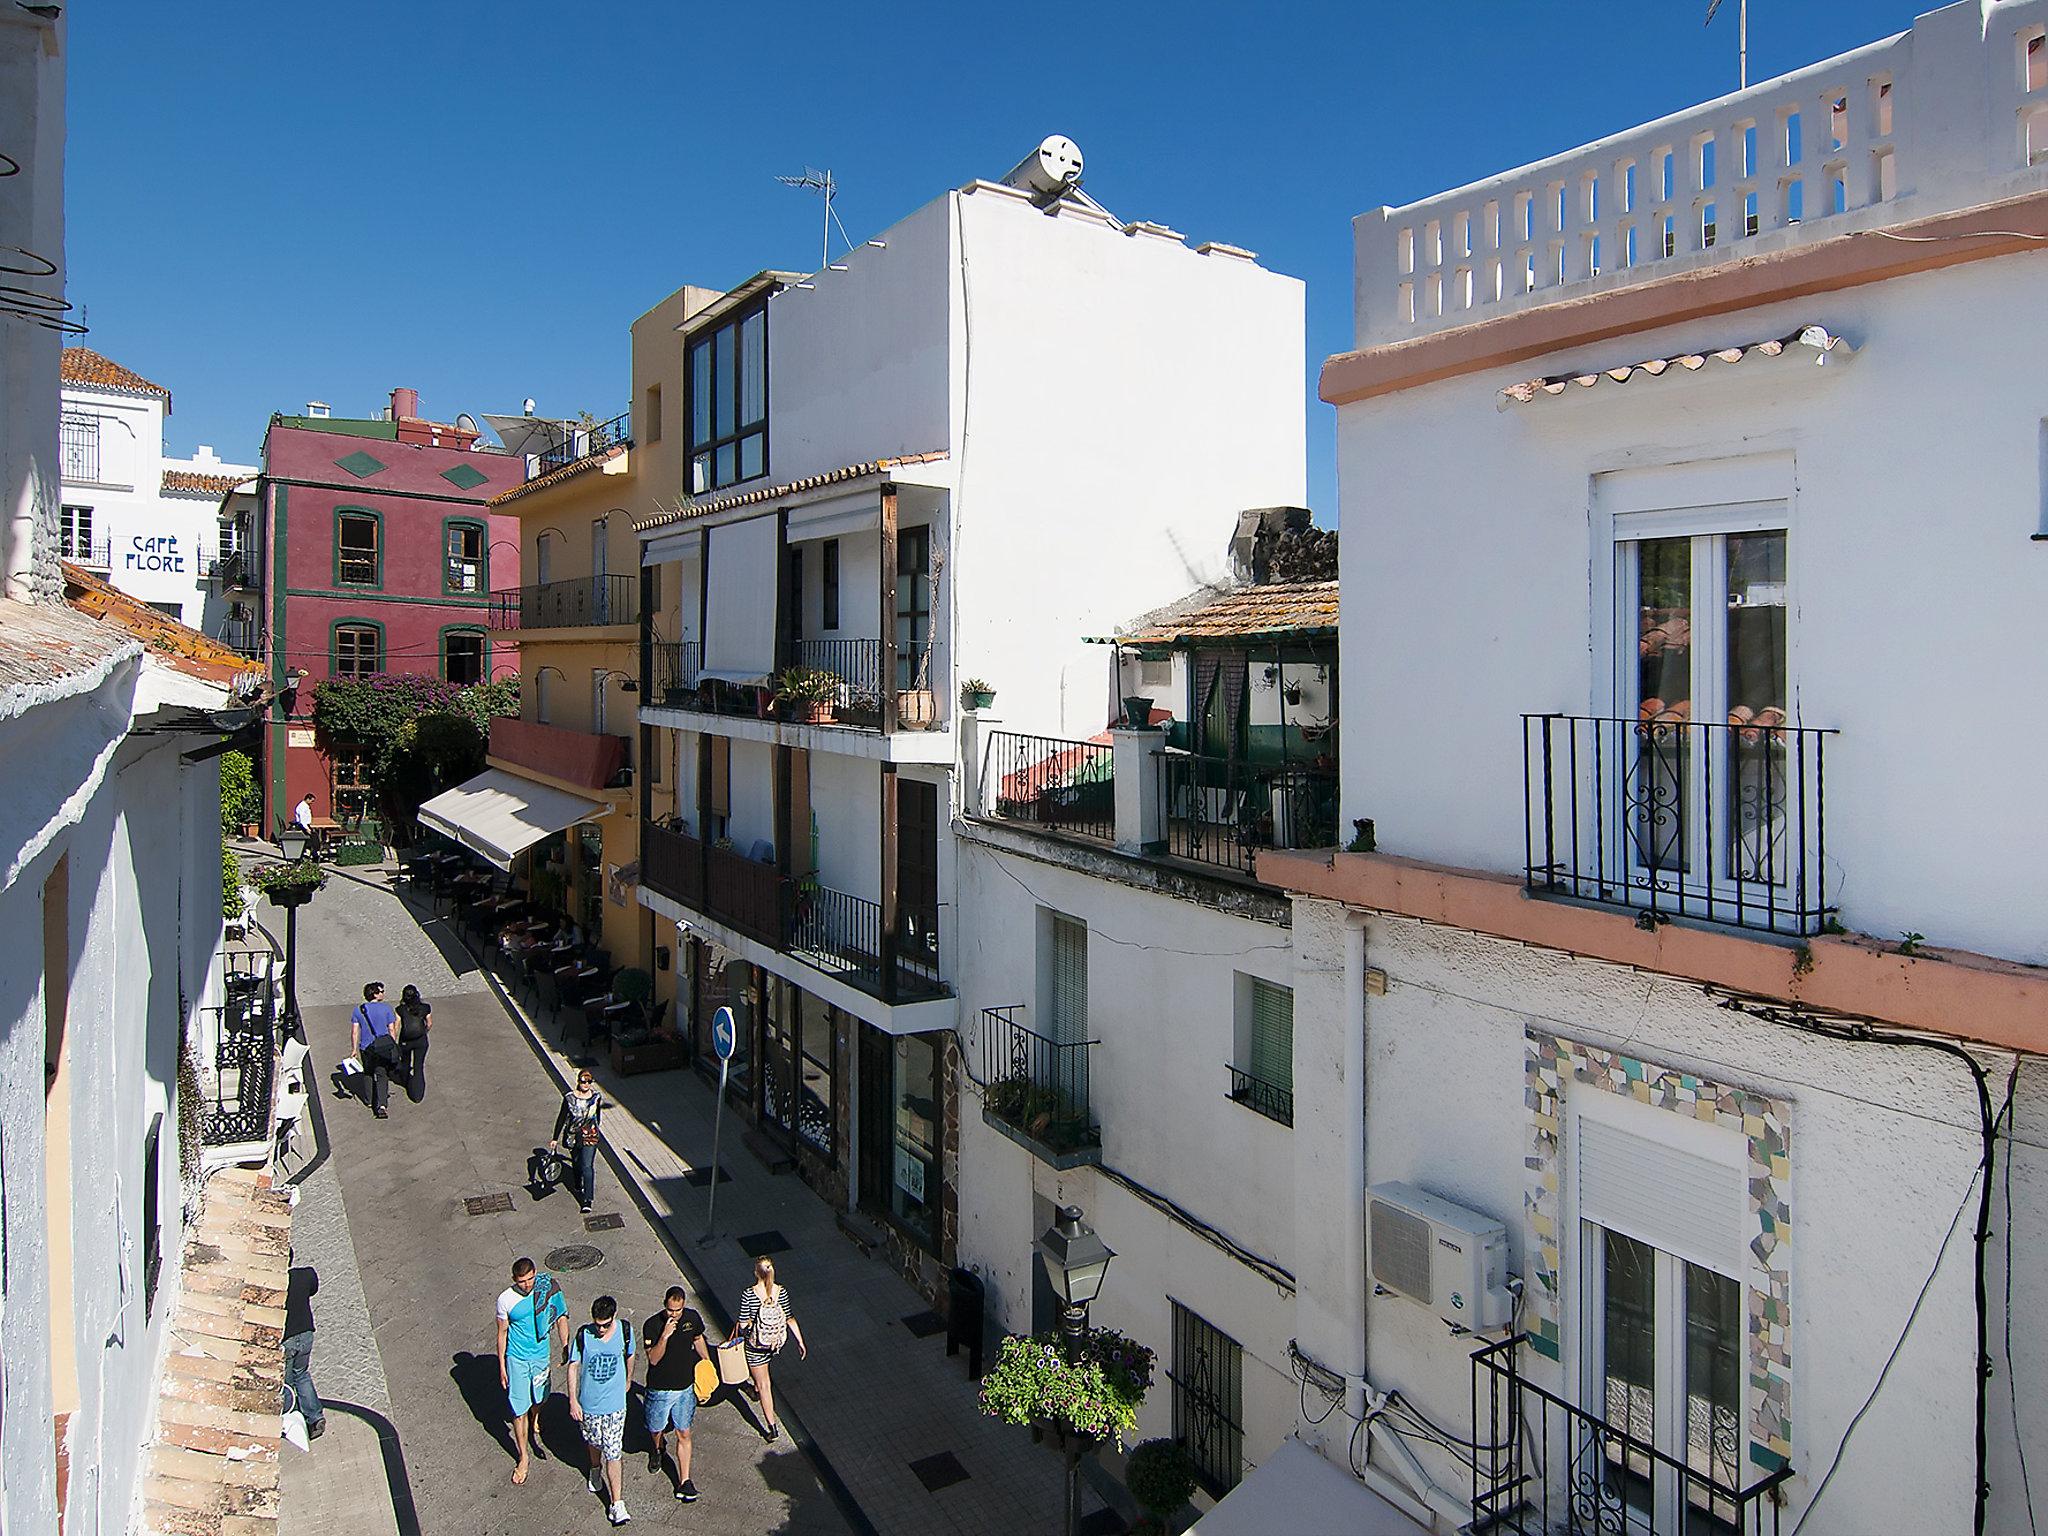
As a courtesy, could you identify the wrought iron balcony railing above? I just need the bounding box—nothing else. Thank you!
[1157,753,1338,874]
[218,620,264,660]
[986,731,1115,841]
[777,636,882,697]
[980,1005,1099,1165]
[1471,1335,1791,1536]
[489,574,639,630]
[1522,712,1837,936]
[207,549,250,587]
[202,954,277,1150]
[647,641,703,707]
[531,410,631,479]
[788,882,944,1003]
[1225,1064,1293,1127]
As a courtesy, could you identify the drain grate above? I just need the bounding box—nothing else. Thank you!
[464,1193,514,1216]
[738,1229,791,1258]
[545,1244,605,1272]
[583,1213,624,1232]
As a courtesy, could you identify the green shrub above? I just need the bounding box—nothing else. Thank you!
[222,847,244,923]
[332,842,384,867]
[1124,1438,1198,1519]
[219,749,261,838]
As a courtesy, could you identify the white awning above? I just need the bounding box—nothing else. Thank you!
[417,769,609,870]
[1187,1438,1424,1536]
[702,514,780,684]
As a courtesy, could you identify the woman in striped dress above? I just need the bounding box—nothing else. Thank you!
[736,1257,807,1442]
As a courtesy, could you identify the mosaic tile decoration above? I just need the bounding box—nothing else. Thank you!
[1523,1029,1792,1474]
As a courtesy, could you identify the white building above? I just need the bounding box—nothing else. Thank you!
[1241,4,2048,1533]
[58,344,256,633]
[634,141,1307,1311]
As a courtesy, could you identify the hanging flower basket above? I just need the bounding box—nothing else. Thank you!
[252,858,328,908]
[977,1329,1153,1452]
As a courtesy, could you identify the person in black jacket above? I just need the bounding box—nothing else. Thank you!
[284,1261,325,1440]
[396,984,432,1103]
[551,1070,604,1214]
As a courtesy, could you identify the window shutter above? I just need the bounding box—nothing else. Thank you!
[1246,981,1293,1090]
[1049,916,1087,1044]
[1576,1117,1747,1279]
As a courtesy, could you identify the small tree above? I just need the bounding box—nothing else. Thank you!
[222,847,245,924]
[219,749,261,838]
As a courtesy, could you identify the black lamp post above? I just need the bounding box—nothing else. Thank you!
[1037,1204,1114,1536]
[274,825,313,1033]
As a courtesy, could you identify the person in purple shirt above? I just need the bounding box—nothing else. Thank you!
[351,981,401,1118]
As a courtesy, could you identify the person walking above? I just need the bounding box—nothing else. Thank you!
[283,1260,325,1441]
[551,1070,604,1214]
[569,1295,636,1525]
[642,1285,710,1502]
[496,1257,569,1486]
[350,981,400,1118]
[396,984,432,1103]
[735,1258,806,1443]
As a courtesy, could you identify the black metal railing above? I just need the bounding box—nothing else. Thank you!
[649,641,703,707]
[218,618,263,659]
[986,731,1115,841]
[489,574,639,631]
[1226,1064,1293,1126]
[980,1005,1098,1159]
[203,955,277,1149]
[778,636,883,698]
[532,410,632,478]
[1472,1336,1792,1535]
[1523,713,1837,936]
[208,549,249,587]
[788,883,945,1002]
[1156,754,1339,874]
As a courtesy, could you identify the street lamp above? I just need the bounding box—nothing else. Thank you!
[1036,1204,1114,1536]
[274,824,313,1034]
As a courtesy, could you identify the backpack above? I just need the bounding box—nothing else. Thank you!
[753,1288,788,1352]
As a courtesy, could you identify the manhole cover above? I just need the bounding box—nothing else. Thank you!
[464,1193,514,1216]
[545,1244,605,1272]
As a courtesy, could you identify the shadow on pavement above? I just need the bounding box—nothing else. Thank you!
[449,1352,519,1463]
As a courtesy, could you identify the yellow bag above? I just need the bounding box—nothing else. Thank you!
[693,1357,720,1400]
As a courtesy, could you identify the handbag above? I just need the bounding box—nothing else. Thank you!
[693,1357,721,1400]
[715,1336,750,1386]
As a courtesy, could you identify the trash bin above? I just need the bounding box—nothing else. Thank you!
[946,1267,985,1379]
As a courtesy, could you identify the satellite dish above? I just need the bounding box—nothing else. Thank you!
[455,413,479,435]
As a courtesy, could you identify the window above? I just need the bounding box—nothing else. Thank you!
[334,623,383,678]
[535,669,552,725]
[1229,977,1294,1125]
[1045,913,1087,1046]
[444,630,485,686]
[444,520,485,594]
[643,383,662,444]
[60,413,99,482]
[821,539,840,630]
[896,526,931,689]
[147,600,184,623]
[331,743,372,824]
[536,530,554,586]
[592,669,609,735]
[337,511,381,586]
[763,982,837,1160]
[1170,1302,1244,1496]
[888,1032,939,1241]
[142,1113,163,1319]
[217,514,244,560]
[59,503,94,561]
[782,546,805,648]
[687,301,767,493]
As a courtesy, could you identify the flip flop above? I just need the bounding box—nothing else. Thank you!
[511,1462,529,1485]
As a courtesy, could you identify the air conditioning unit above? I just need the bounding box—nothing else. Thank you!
[1367,1181,1513,1331]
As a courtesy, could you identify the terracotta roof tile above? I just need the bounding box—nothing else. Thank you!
[0,597,139,712]
[162,469,248,498]
[488,443,627,508]
[633,451,950,532]
[1114,580,1339,647]
[63,562,260,685]
[60,345,172,408]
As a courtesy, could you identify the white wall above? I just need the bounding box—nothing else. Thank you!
[1335,249,2048,964]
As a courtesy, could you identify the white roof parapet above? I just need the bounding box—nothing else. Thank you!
[1352,0,2048,350]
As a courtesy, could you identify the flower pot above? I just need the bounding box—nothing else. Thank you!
[896,689,938,730]
[1121,695,1154,729]
[965,688,995,712]
[798,699,834,724]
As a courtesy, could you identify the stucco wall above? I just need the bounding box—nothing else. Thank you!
[1335,249,2048,965]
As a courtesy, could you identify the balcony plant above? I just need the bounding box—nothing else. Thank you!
[986,1072,1094,1154]
[978,1327,1152,1451]
[960,678,996,712]
[1124,1437,1198,1533]
[775,665,840,724]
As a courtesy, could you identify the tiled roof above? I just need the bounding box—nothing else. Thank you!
[1498,324,1856,407]
[162,469,248,498]
[489,443,628,508]
[59,345,172,407]
[634,451,950,532]
[1113,580,1339,647]
[63,562,260,685]
[0,597,140,715]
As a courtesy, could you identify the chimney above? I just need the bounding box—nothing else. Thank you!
[306,401,330,419]
[391,387,420,421]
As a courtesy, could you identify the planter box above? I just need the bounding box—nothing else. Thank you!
[611,1035,686,1077]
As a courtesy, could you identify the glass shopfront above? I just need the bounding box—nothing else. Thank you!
[861,1027,940,1248]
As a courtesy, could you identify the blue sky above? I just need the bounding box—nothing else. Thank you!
[69,1,1920,516]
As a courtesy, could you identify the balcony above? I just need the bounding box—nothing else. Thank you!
[644,637,942,736]
[1523,713,1837,936]
[640,822,791,950]
[1157,753,1338,874]
[1225,1064,1293,1127]
[986,731,1116,842]
[529,409,631,480]
[218,618,263,660]
[489,716,628,792]
[1471,1336,1792,1535]
[649,641,702,708]
[489,575,639,631]
[979,1005,1099,1169]
[202,955,277,1158]
[208,549,251,588]
[62,536,110,571]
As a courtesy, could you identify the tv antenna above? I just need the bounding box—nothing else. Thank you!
[775,166,856,273]
[1704,0,1748,89]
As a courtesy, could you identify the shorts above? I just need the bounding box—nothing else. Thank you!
[580,1408,626,1461]
[645,1387,699,1435]
[506,1359,550,1417]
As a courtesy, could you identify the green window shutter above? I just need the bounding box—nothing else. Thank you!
[1246,980,1292,1092]
[1049,915,1088,1045]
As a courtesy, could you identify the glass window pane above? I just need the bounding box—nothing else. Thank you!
[691,453,711,495]
[739,432,764,481]
[1685,1263,1743,1503]
[890,1035,938,1237]
[1724,532,1786,723]
[715,442,737,488]
[1601,1228,1658,1507]
[714,325,736,438]
[739,310,766,427]
[690,341,712,447]
[1632,538,1692,878]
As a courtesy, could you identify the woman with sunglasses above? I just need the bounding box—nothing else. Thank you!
[551,1070,605,1214]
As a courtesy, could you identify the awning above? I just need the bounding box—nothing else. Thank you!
[417,768,609,869]
[1497,323,1856,408]
[1187,1437,1424,1536]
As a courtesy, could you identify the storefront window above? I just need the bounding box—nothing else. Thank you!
[890,1035,939,1243]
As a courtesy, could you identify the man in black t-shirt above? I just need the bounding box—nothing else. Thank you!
[642,1285,711,1501]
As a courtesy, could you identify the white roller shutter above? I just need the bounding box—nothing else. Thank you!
[701,515,781,683]
[1576,1117,1747,1279]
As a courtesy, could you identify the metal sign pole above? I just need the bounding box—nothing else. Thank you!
[701,1005,736,1246]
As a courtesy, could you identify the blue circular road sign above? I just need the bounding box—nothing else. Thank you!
[711,1006,737,1061]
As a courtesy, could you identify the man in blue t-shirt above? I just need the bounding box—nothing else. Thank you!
[350,981,400,1118]
[496,1257,569,1487]
[570,1294,637,1526]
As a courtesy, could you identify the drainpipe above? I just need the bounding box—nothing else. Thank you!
[1342,912,1369,1428]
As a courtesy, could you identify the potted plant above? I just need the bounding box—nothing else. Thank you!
[1124,1438,1198,1533]
[1121,694,1155,729]
[977,1327,1152,1453]
[776,666,840,724]
[251,858,328,909]
[960,678,996,713]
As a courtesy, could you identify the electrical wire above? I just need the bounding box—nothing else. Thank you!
[2006,1056,2039,1535]
[1855,228,2048,243]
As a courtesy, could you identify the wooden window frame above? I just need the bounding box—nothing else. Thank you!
[440,625,488,686]
[332,619,386,679]
[335,507,384,589]
[442,517,487,595]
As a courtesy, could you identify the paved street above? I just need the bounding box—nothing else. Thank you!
[267,862,1111,1536]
